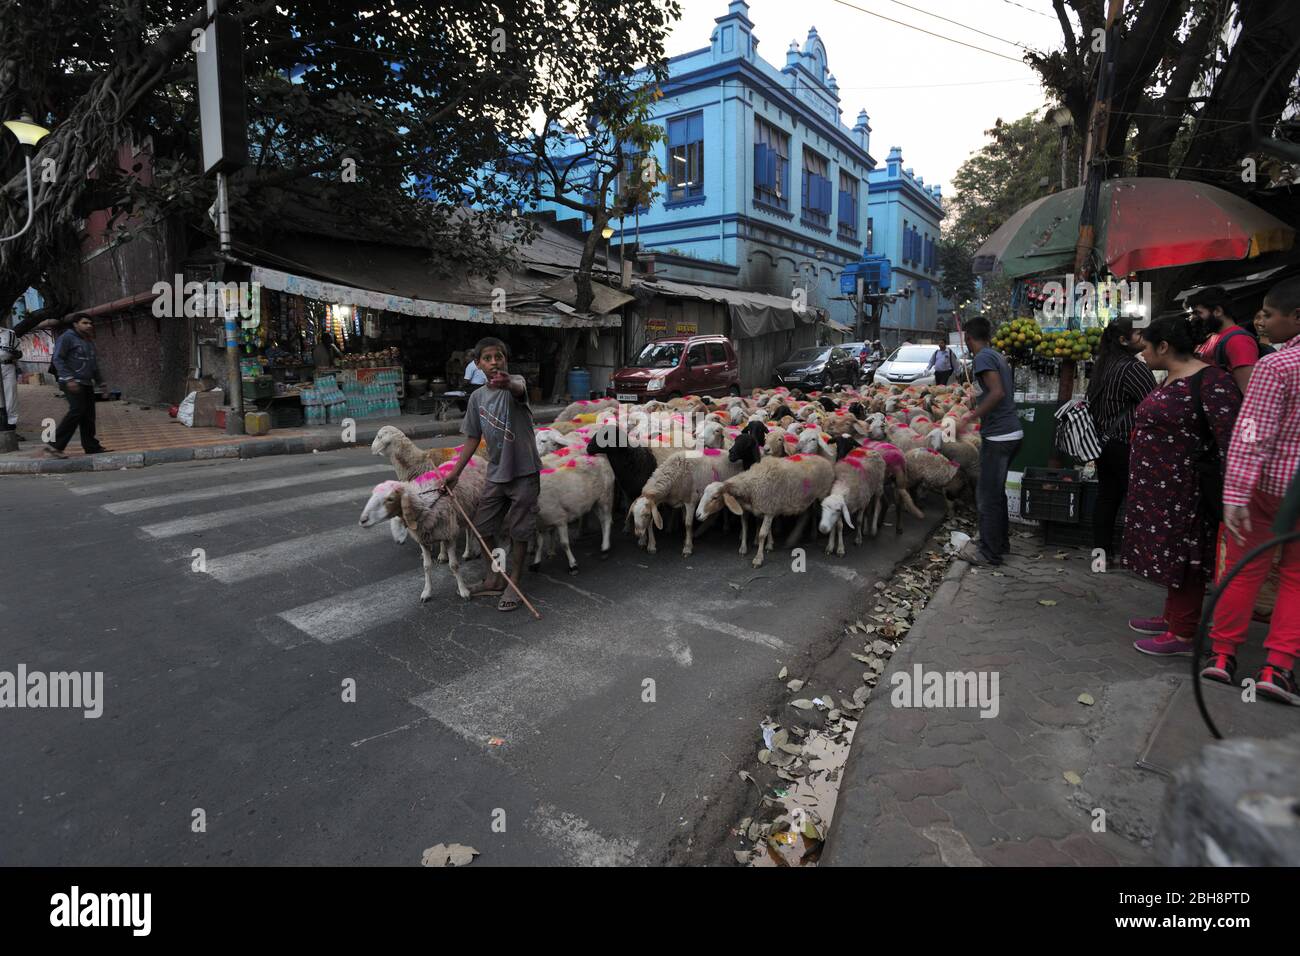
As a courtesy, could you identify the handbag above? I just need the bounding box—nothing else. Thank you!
[1188,368,1227,522]
[1054,396,1103,463]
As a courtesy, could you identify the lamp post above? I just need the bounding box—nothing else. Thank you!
[1049,106,1075,191]
[601,225,615,284]
[0,114,51,453]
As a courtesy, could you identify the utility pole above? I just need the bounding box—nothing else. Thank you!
[1060,0,1123,411]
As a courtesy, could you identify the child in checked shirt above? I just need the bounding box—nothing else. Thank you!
[1202,277,1300,704]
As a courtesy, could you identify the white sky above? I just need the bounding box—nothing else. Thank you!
[664,0,1071,194]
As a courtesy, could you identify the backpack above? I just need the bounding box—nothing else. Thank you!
[1212,326,1271,371]
[1188,368,1230,522]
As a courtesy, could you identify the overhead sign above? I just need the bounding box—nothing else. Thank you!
[197,4,248,174]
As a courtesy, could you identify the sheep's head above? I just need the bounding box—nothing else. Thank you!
[818,492,853,535]
[926,429,945,452]
[697,420,726,449]
[370,425,404,457]
[630,495,662,536]
[359,480,404,527]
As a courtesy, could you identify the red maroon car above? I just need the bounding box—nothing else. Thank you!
[607,335,741,402]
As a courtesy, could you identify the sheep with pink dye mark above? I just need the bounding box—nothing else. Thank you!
[631,448,744,557]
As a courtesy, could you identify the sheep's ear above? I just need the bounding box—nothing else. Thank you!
[651,503,663,529]
[723,492,743,515]
[841,501,855,530]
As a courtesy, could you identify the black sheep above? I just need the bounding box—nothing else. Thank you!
[766,402,794,422]
[832,433,860,461]
[728,420,768,470]
[586,425,658,507]
[847,402,867,420]
[818,396,838,413]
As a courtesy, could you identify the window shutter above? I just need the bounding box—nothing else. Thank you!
[754,144,768,187]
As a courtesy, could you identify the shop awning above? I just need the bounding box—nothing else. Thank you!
[822,318,854,335]
[242,262,620,328]
[539,276,636,314]
[634,278,820,338]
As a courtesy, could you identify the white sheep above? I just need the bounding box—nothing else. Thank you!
[371,425,481,554]
[902,447,966,517]
[696,453,834,568]
[555,397,619,422]
[819,450,886,555]
[631,448,743,556]
[533,454,616,571]
[925,427,980,488]
[357,458,488,602]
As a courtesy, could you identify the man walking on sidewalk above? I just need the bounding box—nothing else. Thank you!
[44,314,109,458]
[959,316,1021,567]
[0,322,22,439]
[1201,277,1300,705]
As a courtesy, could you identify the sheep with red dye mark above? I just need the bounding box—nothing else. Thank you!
[819,449,886,554]
[902,446,966,518]
[631,448,744,556]
[695,453,834,567]
[555,396,619,423]
[532,453,615,572]
[357,456,489,603]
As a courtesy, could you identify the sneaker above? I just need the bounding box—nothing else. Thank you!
[1199,652,1237,685]
[958,542,1001,567]
[42,445,67,459]
[1128,616,1169,636]
[1255,665,1300,706]
[1134,631,1195,657]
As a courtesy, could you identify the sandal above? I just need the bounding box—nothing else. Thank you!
[497,594,521,613]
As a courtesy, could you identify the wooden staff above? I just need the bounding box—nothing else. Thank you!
[429,475,542,620]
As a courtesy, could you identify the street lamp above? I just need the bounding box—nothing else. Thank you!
[601,225,614,281]
[1049,106,1074,191]
[1,113,51,243]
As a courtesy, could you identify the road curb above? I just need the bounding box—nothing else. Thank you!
[0,409,560,475]
[820,554,972,866]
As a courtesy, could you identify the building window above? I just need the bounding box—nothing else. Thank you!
[616,150,651,215]
[753,117,790,209]
[667,112,704,203]
[866,217,873,254]
[902,219,909,262]
[801,148,831,227]
[837,171,858,241]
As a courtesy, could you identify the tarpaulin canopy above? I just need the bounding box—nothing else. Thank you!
[635,278,820,338]
[973,178,1295,279]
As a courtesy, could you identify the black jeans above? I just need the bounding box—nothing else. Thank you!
[1092,438,1130,556]
[934,369,952,385]
[54,383,98,451]
[977,437,1022,562]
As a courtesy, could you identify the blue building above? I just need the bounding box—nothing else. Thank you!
[534,1,876,335]
[866,147,945,348]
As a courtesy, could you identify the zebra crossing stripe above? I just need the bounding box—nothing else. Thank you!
[139,487,365,538]
[105,465,390,515]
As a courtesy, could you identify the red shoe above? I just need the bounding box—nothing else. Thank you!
[1128,616,1169,636]
[1134,631,1195,657]
[1199,652,1237,685]
[1255,665,1300,706]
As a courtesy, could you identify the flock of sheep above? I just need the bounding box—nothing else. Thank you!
[358,382,983,603]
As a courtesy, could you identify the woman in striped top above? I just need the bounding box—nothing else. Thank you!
[1087,318,1156,555]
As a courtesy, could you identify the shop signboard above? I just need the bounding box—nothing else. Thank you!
[675,321,698,335]
[645,318,668,336]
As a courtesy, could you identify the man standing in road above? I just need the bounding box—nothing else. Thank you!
[0,322,22,439]
[444,337,541,613]
[926,341,955,385]
[44,314,108,458]
[959,316,1022,567]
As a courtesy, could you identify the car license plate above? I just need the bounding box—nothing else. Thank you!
[616,393,638,402]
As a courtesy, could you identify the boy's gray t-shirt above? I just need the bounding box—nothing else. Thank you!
[973,347,1020,437]
[463,384,542,482]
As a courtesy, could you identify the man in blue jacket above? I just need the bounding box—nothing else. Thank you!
[44,314,109,458]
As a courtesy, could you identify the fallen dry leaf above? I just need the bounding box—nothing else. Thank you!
[1038,599,1058,606]
[1063,771,1083,786]
[1077,692,1095,706]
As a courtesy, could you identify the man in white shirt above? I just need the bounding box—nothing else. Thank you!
[0,324,21,438]
[463,349,487,392]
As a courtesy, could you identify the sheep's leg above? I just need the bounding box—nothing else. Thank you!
[599,503,613,553]
[418,542,436,603]
[389,516,408,545]
[870,494,882,538]
[681,501,695,557]
[558,523,578,572]
[447,539,471,599]
[836,521,846,557]
[825,519,837,556]
[530,531,544,571]
[752,515,773,568]
[462,529,472,560]
[646,521,657,555]
[739,512,749,555]
[436,540,449,563]
[855,507,866,546]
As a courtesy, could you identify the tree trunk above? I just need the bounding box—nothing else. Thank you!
[549,328,581,404]
[574,214,607,314]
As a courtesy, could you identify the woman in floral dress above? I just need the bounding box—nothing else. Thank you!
[1124,315,1241,655]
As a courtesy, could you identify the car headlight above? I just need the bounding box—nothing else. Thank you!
[647,377,666,390]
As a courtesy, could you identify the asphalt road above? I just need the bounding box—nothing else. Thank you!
[0,440,940,865]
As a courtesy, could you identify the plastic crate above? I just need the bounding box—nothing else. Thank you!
[1020,467,1084,523]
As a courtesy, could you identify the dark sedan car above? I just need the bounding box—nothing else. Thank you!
[772,346,859,391]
